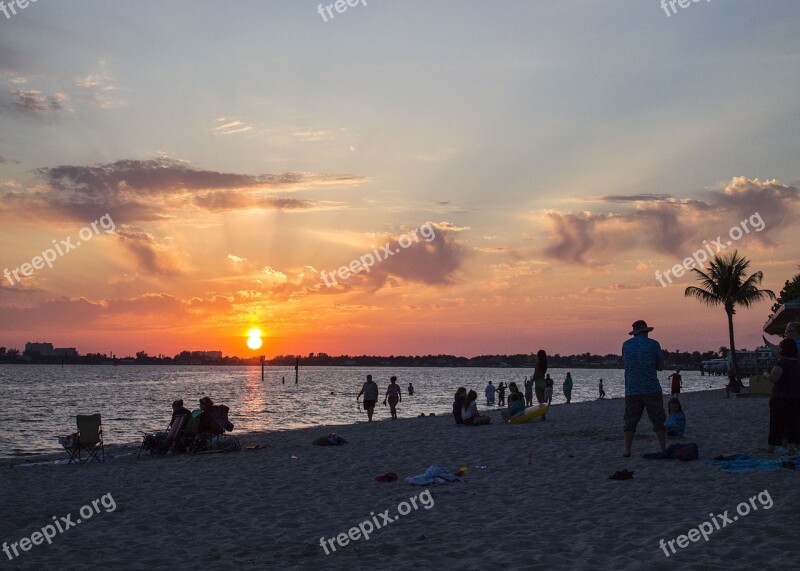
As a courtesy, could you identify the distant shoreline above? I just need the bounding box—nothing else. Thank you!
[0,362,715,371]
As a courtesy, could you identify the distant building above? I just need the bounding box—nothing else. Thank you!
[24,342,78,358]
[51,348,78,357]
[190,351,223,361]
[24,342,54,356]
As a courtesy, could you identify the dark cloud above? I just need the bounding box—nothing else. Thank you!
[543,177,800,265]
[115,225,182,276]
[596,194,674,203]
[7,88,65,113]
[1,157,363,223]
[193,191,331,212]
[327,223,468,289]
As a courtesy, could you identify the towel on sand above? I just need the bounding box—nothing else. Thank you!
[406,465,462,486]
[707,454,800,473]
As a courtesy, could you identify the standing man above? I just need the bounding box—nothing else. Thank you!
[622,320,667,458]
[786,322,800,355]
[356,374,379,422]
[563,372,573,403]
[669,369,682,396]
[485,381,496,405]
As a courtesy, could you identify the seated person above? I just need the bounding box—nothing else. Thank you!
[462,389,491,426]
[665,397,686,438]
[502,392,526,422]
[169,399,192,428]
[453,387,466,425]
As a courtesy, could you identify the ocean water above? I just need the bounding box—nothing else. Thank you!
[0,365,726,458]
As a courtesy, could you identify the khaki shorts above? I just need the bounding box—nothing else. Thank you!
[624,392,666,433]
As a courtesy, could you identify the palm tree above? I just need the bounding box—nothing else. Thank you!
[684,251,775,383]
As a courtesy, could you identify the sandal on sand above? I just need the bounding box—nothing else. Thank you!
[609,469,634,480]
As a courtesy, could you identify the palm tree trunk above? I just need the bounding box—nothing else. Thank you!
[727,309,740,383]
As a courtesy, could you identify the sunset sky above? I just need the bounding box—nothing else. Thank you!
[1,1,799,358]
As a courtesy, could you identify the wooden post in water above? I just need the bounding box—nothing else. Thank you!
[295,356,299,384]
[260,355,265,381]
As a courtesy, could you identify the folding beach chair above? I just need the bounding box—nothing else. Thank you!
[181,411,202,453]
[186,406,239,453]
[210,405,234,433]
[60,414,105,464]
[138,414,189,458]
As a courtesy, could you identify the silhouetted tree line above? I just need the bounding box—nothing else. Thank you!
[0,347,721,369]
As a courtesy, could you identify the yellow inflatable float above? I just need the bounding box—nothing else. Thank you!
[508,404,549,424]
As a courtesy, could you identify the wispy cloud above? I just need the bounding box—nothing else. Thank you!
[212,117,253,135]
[75,65,125,109]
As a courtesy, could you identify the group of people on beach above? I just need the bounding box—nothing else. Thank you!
[622,318,800,456]
[351,319,800,457]
[452,350,552,425]
[148,397,232,452]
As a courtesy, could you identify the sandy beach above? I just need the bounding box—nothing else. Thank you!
[1,388,798,570]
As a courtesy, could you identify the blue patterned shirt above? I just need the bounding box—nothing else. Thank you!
[622,335,664,395]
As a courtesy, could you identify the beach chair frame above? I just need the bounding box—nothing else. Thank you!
[138,414,189,458]
[180,412,202,453]
[62,414,105,464]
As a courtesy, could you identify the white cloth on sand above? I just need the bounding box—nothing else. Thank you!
[406,465,462,486]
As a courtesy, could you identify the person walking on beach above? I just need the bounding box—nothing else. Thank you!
[524,376,534,406]
[497,382,506,406]
[598,379,606,399]
[563,372,573,403]
[383,376,402,420]
[622,319,667,458]
[544,374,554,405]
[356,374,379,422]
[485,381,496,405]
[669,370,682,396]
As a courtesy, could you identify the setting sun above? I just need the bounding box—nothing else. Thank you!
[246,328,263,351]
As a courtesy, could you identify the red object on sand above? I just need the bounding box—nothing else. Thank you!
[375,472,398,482]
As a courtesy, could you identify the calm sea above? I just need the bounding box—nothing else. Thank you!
[0,365,725,458]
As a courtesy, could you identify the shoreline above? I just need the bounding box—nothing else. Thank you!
[2,385,730,463]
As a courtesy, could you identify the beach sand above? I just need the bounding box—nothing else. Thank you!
[1,389,798,570]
